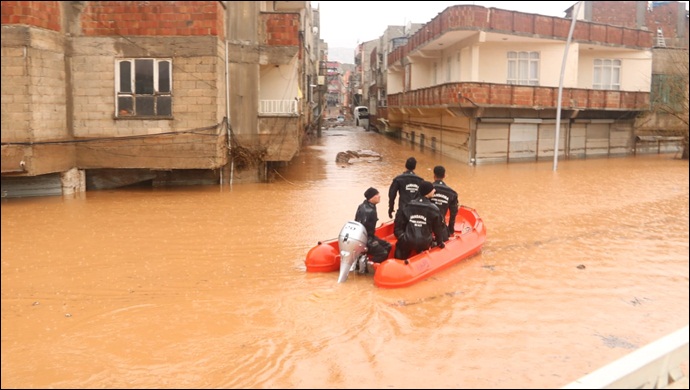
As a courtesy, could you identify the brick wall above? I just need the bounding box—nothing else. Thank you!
[0,27,66,143]
[81,1,224,40]
[2,1,228,175]
[389,4,655,67]
[29,38,67,140]
[647,1,687,46]
[262,13,300,46]
[0,45,31,140]
[391,82,650,111]
[70,36,224,138]
[1,2,65,143]
[589,1,688,48]
[590,1,640,29]
[0,1,61,31]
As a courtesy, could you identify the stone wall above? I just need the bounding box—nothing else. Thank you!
[1,26,67,143]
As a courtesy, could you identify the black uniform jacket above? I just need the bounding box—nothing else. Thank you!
[431,180,459,233]
[394,196,446,249]
[355,199,379,241]
[388,171,424,212]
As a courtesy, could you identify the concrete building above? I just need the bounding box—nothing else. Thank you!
[325,60,345,107]
[375,2,688,164]
[1,1,324,197]
[579,1,689,158]
[352,39,377,111]
[362,23,423,133]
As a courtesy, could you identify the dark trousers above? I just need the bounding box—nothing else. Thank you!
[394,238,430,260]
[368,237,392,263]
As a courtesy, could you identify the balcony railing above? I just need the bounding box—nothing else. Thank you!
[259,99,298,115]
[387,5,653,66]
[388,82,650,111]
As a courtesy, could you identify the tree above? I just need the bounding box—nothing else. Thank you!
[638,48,689,160]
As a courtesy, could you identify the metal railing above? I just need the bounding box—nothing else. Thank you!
[259,99,298,115]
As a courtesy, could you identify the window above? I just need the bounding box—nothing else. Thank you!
[593,59,621,90]
[651,73,684,111]
[116,59,172,118]
[507,51,539,86]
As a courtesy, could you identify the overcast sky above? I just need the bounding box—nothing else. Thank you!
[312,1,690,49]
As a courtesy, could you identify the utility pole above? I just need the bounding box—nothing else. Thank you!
[554,1,583,171]
[317,59,327,137]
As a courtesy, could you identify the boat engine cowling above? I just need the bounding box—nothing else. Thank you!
[337,220,368,283]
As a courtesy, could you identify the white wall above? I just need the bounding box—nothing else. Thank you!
[259,57,299,101]
[388,68,404,94]
[476,42,577,88]
[578,49,653,92]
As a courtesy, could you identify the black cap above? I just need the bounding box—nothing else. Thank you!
[405,157,417,171]
[419,181,434,196]
[364,187,379,200]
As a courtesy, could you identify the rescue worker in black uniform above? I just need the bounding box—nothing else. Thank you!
[430,165,459,241]
[393,181,447,260]
[355,187,392,264]
[387,157,424,219]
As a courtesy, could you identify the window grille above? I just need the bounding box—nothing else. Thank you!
[116,59,172,118]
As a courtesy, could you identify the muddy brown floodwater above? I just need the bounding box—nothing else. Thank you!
[2,126,688,389]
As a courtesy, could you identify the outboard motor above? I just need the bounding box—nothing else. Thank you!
[337,220,368,283]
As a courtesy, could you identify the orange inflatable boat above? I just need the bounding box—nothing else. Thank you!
[305,205,486,288]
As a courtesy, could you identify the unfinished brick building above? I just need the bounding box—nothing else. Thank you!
[1,1,323,197]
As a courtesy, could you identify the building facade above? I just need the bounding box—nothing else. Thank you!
[363,23,422,133]
[366,1,687,164]
[1,1,323,197]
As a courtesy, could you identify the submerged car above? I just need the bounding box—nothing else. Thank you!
[353,106,369,126]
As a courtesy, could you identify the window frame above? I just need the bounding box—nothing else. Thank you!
[651,73,684,111]
[507,51,540,86]
[115,58,173,119]
[592,58,621,90]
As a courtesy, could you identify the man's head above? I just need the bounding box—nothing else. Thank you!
[433,165,446,180]
[419,181,435,198]
[364,187,380,204]
[405,157,417,171]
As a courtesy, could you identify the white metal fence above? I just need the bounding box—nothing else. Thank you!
[259,99,298,115]
[562,325,689,389]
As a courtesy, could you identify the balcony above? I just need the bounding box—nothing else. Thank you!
[388,5,653,67]
[388,82,650,111]
[259,99,298,116]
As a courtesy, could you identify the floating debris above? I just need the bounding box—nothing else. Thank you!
[335,149,382,165]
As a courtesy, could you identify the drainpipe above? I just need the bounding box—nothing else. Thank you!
[225,40,234,186]
[554,0,583,171]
